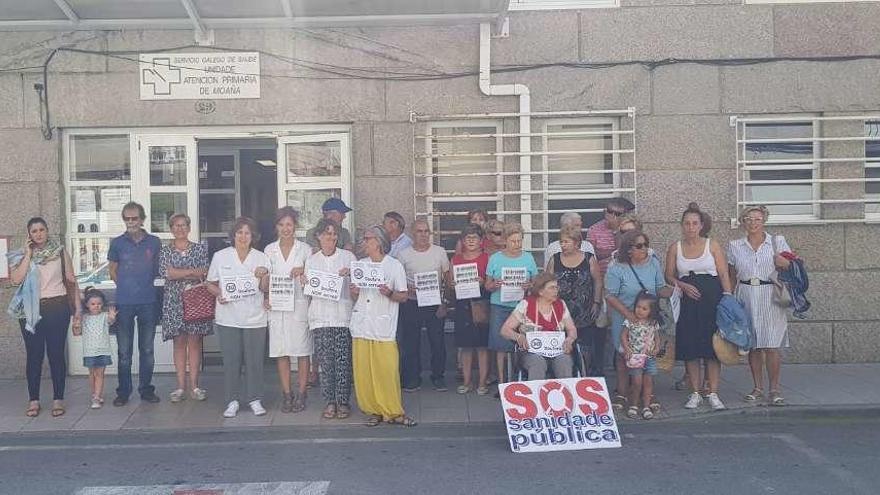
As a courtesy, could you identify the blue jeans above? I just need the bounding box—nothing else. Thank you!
[115,303,157,399]
[488,305,515,353]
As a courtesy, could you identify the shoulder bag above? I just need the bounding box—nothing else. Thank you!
[183,282,216,323]
[769,235,792,308]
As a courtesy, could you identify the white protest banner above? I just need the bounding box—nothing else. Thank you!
[220,275,259,302]
[415,271,442,307]
[0,237,8,279]
[500,266,528,303]
[304,270,343,302]
[139,52,260,100]
[499,377,621,453]
[525,331,566,359]
[453,263,481,300]
[268,275,296,311]
[350,261,385,289]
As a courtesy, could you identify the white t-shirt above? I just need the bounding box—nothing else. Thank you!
[396,244,450,301]
[349,255,408,342]
[543,240,595,267]
[305,248,357,329]
[207,247,270,329]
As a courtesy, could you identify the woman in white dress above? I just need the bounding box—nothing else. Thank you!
[727,206,792,407]
[264,207,312,413]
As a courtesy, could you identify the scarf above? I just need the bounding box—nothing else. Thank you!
[6,239,64,332]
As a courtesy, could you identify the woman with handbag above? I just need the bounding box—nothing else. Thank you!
[664,203,734,411]
[605,230,670,411]
[448,223,491,395]
[159,214,211,403]
[8,217,81,418]
[546,225,603,374]
[727,206,792,406]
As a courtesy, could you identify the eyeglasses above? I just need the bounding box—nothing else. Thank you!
[744,217,764,223]
[605,208,625,217]
[490,231,503,235]
[123,216,140,222]
[631,242,649,250]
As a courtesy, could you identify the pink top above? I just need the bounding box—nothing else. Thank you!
[587,219,616,275]
[38,257,66,299]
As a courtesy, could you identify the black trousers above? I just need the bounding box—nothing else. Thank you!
[397,300,446,388]
[20,296,70,401]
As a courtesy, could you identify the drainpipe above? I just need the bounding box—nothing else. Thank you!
[479,22,532,248]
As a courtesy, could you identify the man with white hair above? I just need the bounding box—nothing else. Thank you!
[543,212,595,268]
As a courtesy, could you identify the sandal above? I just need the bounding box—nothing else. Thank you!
[322,403,337,419]
[336,404,351,420]
[51,401,65,418]
[25,401,40,417]
[612,394,627,411]
[744,388,764,402]
[365,414,383,427]
[641,407,654,420]
[280,392,294,413]
[291,393,306,413]
[387,415,418,427]
[626,406,639,419]
[769,391,786,407]
[307,371,319,389]
[649,395,661,413]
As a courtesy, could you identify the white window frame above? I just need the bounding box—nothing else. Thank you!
[866,120,880,220]
[508,0,620,10]
[745,0,878,4]
[421,120,505,246]
[540,117,625,247]
[735,116,821,225]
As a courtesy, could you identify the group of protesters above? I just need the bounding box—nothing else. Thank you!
[8,195,794,424]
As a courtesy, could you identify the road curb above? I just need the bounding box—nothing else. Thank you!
[654,404,880,422]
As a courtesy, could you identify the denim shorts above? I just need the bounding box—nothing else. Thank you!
[628,356,657,377]
[83,355,113,368]
[488,304,515,353]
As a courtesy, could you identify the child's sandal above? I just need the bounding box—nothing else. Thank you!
[626,406,639,419]
[641,407,654,420]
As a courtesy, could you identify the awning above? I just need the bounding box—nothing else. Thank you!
[0,0,510,31]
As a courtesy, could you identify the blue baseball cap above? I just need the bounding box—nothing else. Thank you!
[321,197,352,213]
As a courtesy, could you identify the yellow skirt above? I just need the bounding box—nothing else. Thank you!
[352,338,404,420]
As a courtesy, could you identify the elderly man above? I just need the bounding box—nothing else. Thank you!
[306,198,354,251]
[543,212,595,268]
[383,211,412,258]
[396,219,450,392]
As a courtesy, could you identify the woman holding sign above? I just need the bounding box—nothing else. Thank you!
[448,223,491,395]
[206,217,270,418]
[305,219,357,420]
[500,272,578,379]
[264,207,312,414]
[485,222,538,386]
[349,225,415,427]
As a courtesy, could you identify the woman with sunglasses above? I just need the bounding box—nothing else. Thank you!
[484,219,506,256]
[605,230,670,410]
[664,203,734,411]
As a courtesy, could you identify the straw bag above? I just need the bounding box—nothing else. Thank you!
[712,332,741,365]
[656,335,676,372]
[182,283,216,323]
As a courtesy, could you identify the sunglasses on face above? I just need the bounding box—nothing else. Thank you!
[631,242,649,250]
[605,208,624,217]
[490,231,503,236]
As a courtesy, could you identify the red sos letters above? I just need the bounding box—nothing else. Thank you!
[499,377,621,453]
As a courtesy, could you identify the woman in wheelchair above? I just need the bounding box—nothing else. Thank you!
[500,272,578,380]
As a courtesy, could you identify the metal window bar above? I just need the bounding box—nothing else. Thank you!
[734,114,880,226]
[414,109,636,251]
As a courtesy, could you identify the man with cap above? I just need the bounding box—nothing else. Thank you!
[383,211,412,259]
[307,198,355,252]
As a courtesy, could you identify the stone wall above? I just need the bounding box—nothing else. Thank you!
[1,3,879,375]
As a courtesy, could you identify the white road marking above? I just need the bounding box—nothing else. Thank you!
[75,481,329,495]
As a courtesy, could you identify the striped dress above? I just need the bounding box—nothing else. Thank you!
[726,234,790,349]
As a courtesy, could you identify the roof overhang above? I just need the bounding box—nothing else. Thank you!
[0,0,510,31]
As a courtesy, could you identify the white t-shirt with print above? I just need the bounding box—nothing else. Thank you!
[349,255,408,342]
[305,248,357,329]
[207,247,270,329]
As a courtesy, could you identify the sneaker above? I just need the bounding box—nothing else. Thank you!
[223,400,240,418]
[402,385,421,393]
[90,397,102,409]
[432,378,448,392]
[707,393,726,411]
[191,388,207,401]
[112,396,128,407]
[169,389,185,403]
[141,391,161,403]
[684,392,703,409]
[476,386,490,396]
[249,399,267,416]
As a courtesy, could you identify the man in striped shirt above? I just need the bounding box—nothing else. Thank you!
[587,197,635,276]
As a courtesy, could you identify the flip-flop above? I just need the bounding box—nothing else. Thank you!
[51,404,65,417]
[336,405,351,420]
[26,402,40,417]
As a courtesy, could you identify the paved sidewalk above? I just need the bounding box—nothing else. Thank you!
[0,363,878,433]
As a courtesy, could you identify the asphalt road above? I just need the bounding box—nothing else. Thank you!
[0,413,877,495]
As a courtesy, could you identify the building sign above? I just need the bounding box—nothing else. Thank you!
[139,52,260,100]
[499,377,621,453]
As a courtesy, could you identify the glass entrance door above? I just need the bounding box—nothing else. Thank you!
[276,134,351,238]
[135,135,200,237]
